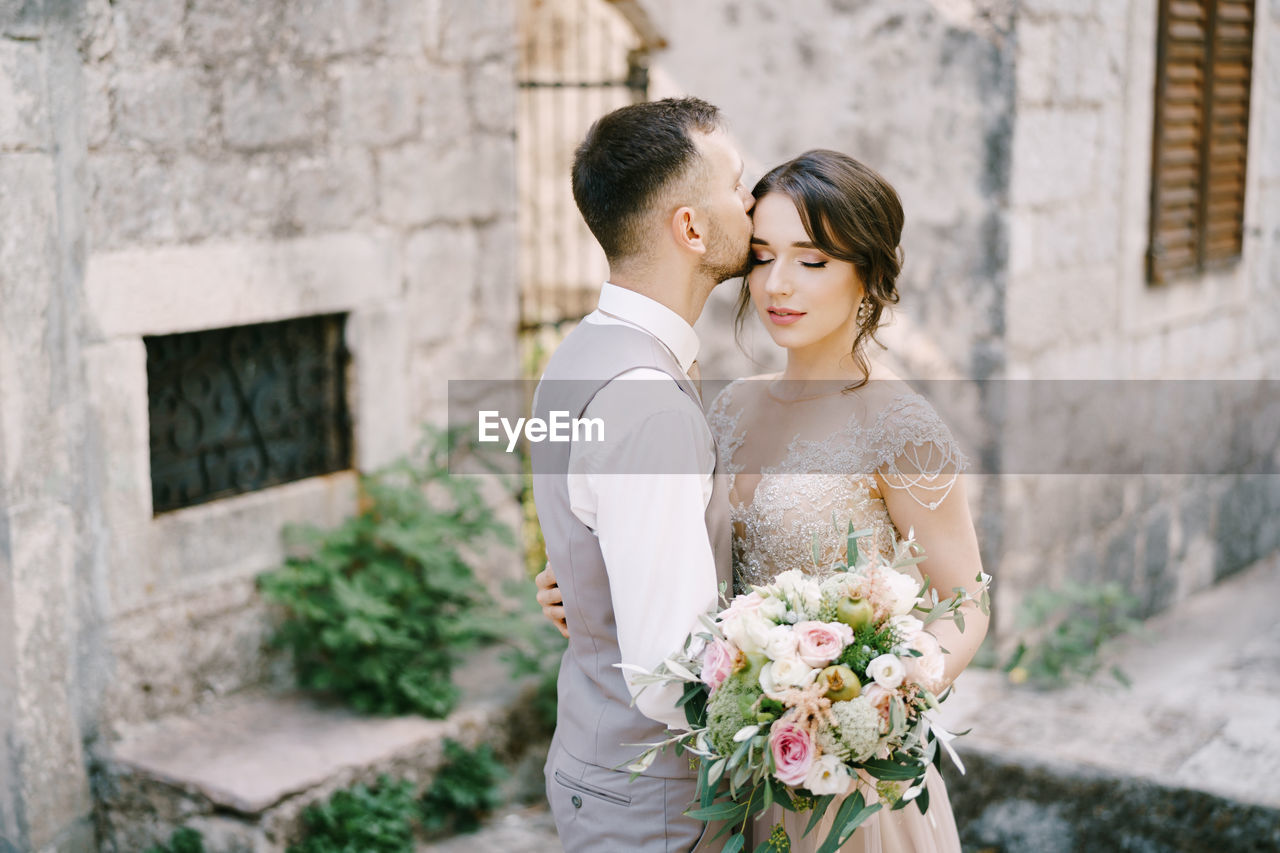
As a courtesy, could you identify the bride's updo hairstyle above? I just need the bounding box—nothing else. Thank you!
[736,149,904,391]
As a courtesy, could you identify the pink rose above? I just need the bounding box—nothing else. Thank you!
[861,684,894,730]
[769,721,814,787]
[904,630,946,694]
[793,621,854,668]
[700,638,738,693]
[719,591,765,624]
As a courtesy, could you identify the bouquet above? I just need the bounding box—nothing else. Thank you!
[623,524,991,853]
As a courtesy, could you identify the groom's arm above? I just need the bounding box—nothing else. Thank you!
[570,376,719,731]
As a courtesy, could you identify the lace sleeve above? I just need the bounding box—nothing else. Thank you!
[871,394,969,511]
[706,378,746,475]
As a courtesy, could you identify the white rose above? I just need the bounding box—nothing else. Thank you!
[904,630,946,694]
[869,566,920,617]
[773,570,822,618]
[763,624,800,663]
[803,754,853,796]
[760,571,793,599]
[886,571,921,616]
[866,653,905,690]
[759,657,818,700]
[722,611,773,655]
[759,595,788,623]
[889,615,923,639]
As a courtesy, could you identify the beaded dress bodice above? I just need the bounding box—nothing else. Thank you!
[706,377,968,590]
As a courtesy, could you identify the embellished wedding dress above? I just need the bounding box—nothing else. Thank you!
[707,376,968,853]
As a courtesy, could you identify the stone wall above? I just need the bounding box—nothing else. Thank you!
[995,0,1280,632]
[1,1,518,849]
[2,2,99,848]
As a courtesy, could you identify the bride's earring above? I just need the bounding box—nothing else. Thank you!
[856,298,873,326]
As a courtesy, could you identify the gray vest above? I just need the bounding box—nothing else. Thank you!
[532,321,732,779]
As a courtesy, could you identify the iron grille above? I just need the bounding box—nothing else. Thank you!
[146,314,352,514]
[517,0,652,332]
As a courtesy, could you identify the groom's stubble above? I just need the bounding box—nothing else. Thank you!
[700,215,753,284]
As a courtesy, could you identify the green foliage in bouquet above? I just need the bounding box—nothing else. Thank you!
[1004,579,1142,687]
[288,777,419,853]
[145,827,204,853]
[420,739,506,835]
[835,621,899,675]
[258,427,513,718]
[704,671,761,757]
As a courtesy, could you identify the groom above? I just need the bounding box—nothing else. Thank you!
[530,97,753,851]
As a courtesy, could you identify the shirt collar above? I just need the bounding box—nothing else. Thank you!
[596,282,700,373]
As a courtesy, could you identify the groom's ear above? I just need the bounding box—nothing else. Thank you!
[670,206,707,257]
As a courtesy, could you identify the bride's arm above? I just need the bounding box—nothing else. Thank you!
[534,564,569,639]
[876,469,988,688]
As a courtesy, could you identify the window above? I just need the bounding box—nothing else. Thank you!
[146,314,351,513]
[1147,0,1255,284]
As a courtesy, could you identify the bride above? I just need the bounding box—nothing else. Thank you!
[709,149,986,851]
[538,150,988,852]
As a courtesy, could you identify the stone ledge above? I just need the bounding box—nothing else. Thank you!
[939,551,1280,850]
[948,747,1280,853]
[95,646,541,853]
[83,232,401,340]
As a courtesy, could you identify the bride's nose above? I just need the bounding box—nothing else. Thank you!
[762,265,791,297]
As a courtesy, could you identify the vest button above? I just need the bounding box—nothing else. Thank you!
[571,795,583,809]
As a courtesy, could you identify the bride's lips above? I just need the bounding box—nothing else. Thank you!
[767,306,806,326]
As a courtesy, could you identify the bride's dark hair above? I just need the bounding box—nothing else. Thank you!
[735,149,904,391]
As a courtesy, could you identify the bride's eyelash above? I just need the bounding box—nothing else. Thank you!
[751,256,773,266]
[800,261,827,269]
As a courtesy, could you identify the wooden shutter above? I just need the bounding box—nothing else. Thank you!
[1148,0,1255,284]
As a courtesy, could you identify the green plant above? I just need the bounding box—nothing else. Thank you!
[258,427,513,717]
[498,577,567,736]
[145,827,204,853]
[520,449,548,579]
[519,328,556,579]
[420,739,506,835]
[1003,580,1143,687]
[288,777,419,853]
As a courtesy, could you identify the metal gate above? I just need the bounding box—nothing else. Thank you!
[516,0,656,334]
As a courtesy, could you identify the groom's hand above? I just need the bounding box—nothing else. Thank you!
[535,564,569,639]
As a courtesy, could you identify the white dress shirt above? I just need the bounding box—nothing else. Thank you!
[567,283,720,730]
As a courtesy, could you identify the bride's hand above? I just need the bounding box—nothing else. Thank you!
[535,563,569,639]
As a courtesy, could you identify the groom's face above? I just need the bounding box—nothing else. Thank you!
[692,130,755,282]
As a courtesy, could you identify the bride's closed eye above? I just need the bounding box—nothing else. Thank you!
[799,260,827,269]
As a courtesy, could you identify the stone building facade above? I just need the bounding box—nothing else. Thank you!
[1,1,517,849]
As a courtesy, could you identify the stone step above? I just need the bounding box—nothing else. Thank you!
[939,550,1280,852]
[96,646,547,853]
[418,804,559,852]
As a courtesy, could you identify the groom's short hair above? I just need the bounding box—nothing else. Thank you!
[572,97,723,262]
